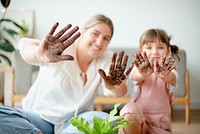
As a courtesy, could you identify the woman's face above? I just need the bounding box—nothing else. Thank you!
[142,41,170,62]
[80,23,112,58]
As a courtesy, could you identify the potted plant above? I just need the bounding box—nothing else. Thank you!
[0,0,29,66]
[69,103,134,134]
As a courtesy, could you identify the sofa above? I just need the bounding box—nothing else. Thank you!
[0,47,190,124]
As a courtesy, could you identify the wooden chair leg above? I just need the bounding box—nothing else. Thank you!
[186,103,190,124]
[96,104,104,111]
[185,69,190,124]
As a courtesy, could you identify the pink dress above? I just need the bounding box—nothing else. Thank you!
[120,67,178,134]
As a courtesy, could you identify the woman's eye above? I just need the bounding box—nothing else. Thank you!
[91,32,98,36]
[104,37,110,42]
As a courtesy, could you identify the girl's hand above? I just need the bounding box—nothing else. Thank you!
[154,55,176,78]
[36,22,81,62]
[134,51,153,77]
[98,51,134,89]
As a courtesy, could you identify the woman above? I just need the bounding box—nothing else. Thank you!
[0,14,133,134]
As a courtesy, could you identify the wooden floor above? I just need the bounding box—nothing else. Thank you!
[172,110,200,134]
[1,102,200,133]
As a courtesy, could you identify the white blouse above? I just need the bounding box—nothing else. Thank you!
[20,39,113,133]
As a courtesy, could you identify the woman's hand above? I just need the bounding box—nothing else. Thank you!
[154,55,176,78]
[98,51,134,89]
[36,22,81,62]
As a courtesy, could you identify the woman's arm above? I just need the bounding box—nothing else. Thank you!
[19,22,81,66]
[19,38,43,65]
[99,51,134,97]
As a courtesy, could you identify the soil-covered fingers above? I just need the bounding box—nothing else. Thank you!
[134,52,140,67]
[155,60,161,72]
[48,22,59,36]
[47,22,71,43]
[49,54,74,62]
[165,57,176,72]
[61,26,80,44]
[143,52,148,62]
[166,56,175,69]
[109,52,117,76]
[121,54,128,73]
[54,24,72,40]
[116,51,125,69]
[160,56,175,70]
[98,69,108,83]
[63,31,81,47]
[135,52,146,66]
[125,61,134,76]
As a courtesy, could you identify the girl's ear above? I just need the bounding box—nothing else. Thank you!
[167,48,170,55]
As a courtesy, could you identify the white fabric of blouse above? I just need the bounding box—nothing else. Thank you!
[19,39,113,133]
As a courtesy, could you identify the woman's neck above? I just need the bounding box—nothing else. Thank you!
[76,44,93,73]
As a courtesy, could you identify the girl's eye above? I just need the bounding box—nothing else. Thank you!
[145,46,151,49]
[158,46,164,49]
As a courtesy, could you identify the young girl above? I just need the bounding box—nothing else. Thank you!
[119,28,180,134]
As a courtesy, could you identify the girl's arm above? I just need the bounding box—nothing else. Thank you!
[132,51,153,83]
[131,67,150,83]
[161,69,177,85]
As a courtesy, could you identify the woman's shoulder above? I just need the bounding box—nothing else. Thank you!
[103,49,113,57]
[62,43,77,55]
[98,50,113,61]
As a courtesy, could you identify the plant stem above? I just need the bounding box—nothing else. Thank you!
[0,8,8,27]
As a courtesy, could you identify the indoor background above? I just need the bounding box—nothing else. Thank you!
[1,0,199,110]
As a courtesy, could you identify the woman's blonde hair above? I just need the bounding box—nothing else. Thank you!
[84,14,114,38]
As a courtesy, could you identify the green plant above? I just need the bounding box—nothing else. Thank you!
[69,103,134,134]
[0,0,29,66]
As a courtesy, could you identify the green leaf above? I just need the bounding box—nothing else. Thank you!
[93,117,109,134]
[0,18,26,32]
[108,115,126,122]
[69,103,135,134]
[107,103,121,122]
[110,120,134,132]
[0,53,11,66]
[18,20,29,36]
[3,27,18,37]
[0,39,15,52]
[69,116,94,134]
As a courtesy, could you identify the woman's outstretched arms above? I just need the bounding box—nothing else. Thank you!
[98,51,134,97]
[19,22,81,65]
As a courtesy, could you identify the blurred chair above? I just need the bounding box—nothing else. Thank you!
[12,51,39,107]
[172,49,190,124]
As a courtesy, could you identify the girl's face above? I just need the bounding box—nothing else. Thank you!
[142,41,170,61]
[80,23,112,59]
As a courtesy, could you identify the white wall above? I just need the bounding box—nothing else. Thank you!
[1,0,200,109]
